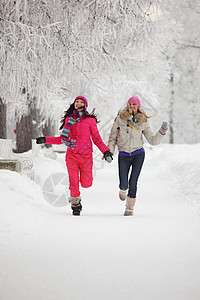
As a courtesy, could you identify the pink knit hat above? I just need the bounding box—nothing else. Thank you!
[127,96,141,108]
[74,95,88,108]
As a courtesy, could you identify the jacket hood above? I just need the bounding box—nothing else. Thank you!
[119,108,147,123]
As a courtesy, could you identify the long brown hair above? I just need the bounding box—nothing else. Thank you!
[59,103,99,130]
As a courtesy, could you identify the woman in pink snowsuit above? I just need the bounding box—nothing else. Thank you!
[36,96,113,215]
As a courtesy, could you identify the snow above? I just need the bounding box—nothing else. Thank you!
[0,144,200,300]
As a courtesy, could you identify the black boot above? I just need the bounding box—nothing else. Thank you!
[71,202,82,216]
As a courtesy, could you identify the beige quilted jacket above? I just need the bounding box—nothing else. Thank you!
[108,111,164,154]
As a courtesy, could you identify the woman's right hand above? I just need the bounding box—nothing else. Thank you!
[104,151,113,163]
[36,137,46,144]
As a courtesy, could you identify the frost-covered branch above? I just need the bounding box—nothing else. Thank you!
[1,0,178,121]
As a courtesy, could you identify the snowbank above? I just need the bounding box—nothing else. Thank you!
[0,144,200,300]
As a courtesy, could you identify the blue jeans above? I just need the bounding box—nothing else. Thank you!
[118,152,145,198]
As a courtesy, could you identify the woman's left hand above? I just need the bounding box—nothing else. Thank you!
[159,122,168,135]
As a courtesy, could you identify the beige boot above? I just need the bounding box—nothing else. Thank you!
[119,189,128,201]
[124,196,136,216]
[69,196,82,215]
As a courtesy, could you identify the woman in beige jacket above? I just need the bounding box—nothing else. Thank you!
[108,96,168,216]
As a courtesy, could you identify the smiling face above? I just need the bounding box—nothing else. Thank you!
[74,99,85,111]
[128,102,139,115]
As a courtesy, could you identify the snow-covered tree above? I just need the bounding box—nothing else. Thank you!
[157,0,200,144]
[1,0,179,121]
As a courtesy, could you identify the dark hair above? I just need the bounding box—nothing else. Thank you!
[59,103,99,130]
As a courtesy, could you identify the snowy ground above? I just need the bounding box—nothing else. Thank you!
[0,143,200,300]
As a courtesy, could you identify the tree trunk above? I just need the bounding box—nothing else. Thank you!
[0,97,7,139]
[169,73,174,144]
[16,114,33,153]
[42,120,56,148]
[42,120,56,137]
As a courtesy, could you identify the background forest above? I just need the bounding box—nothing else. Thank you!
[1,3,200,299]
[1,0,200,152]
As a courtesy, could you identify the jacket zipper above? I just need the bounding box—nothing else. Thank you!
[127,121,132,155]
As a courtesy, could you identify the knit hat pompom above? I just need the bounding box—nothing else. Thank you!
[127,96,141,108]
[74,95,88,108]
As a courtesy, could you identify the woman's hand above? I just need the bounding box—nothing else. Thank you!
[36,137,46,144]
[104,151,113,163]
[159,122,168,135]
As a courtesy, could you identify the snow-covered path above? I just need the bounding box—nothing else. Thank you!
[0,145,200,300]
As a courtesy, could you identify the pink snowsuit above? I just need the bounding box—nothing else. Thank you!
[45,116,110,197]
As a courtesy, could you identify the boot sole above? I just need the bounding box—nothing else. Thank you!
[73,212,81,216]
[124,211,133,216]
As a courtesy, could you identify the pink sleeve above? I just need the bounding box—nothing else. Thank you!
[45,136,62,145]
[45,117,69,145]
[90,119,110,153]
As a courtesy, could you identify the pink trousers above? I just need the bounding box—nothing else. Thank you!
[66,151,93,197]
